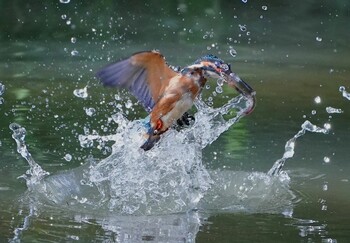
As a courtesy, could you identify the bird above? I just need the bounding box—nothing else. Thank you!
[96,50,255,151]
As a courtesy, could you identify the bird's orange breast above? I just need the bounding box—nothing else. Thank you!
[149,74,203,131]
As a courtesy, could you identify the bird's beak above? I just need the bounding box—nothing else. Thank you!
[220,69,256,115]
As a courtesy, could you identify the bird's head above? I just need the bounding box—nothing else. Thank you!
[193,54,256,114]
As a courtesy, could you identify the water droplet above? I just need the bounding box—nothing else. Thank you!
[322,184,328,191]
[311,110,317,115]
[326,106,343,114]
[316,36,322,42]
[217,78,225,86]
[71,49,79,56]
[262,5,268,10]
[84,107,96,116]
[78,135,93,148]
[73,86,88,99]
[59,0,70,3]
[71,37,77,43]
[205,84,210,90]
[339,86,350,100]
[215,86,223,94]
[323,123,331,130]
[323,156,330,163]
[64,154,72,161]
[0,97,4,105]
[314,96,321,104]
[239,24,247,32]
[241,0,248,3]
[229,47,237,57]
[61,14,67,20]
[0,82,5,96]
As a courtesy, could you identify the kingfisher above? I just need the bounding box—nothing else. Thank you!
[96,50,255,151]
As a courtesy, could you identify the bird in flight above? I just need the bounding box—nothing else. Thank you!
[96,50,255,151]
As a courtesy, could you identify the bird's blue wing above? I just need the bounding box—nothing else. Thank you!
[96,57,154,111]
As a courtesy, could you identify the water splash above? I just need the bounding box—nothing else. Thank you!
[10,94,258,215]
[10,93,314,217]
[339,86,350,100]
[326,106,343,114]
[0,82,5,96]
[73,86,88,99]
[314,96,321,104]
[84,107,96,116]
[268,121,329,176]
[9,123,49,187]
[0,82,4,105]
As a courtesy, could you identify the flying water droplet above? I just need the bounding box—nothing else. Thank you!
[78,135,94,148]
[0,82,5,96]
[229,47,237,57]
[73,86,88,99]
[241,0,248,3]
[316,36,323,42]
[59,0,70,4]
[84,107,96,117]
[262,5,268,10]
[326,106,343,114]
[323,123,331,130]
[64,154,72,162]
[323,156,330,163]
[314,96,321,104]
[71,37,77,43]
[0,82,4,105]
[71,49,79,56]
[339,86,350,100]
[238,24,247,32]
[322,184,328,191]
[215,86,223,94]
[217,78,225,86]
[125,99,133,109]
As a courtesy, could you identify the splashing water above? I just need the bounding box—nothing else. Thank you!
[10,93,328,217]
[0,82,5,96]
[326,106,343,114]
[9,123,49,187]
[0,82,4,105]
[339,86,350,100]
[10,95,256,214]
[268,120,329,176]
[73,86,88,99]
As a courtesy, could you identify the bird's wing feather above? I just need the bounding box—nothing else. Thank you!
[96,50,178,112]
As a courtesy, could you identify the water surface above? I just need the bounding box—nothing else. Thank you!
[1,1,350,242]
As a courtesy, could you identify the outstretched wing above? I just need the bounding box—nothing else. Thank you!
[96,50,178,112]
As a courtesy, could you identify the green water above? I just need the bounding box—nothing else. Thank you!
[1,0,350,242]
